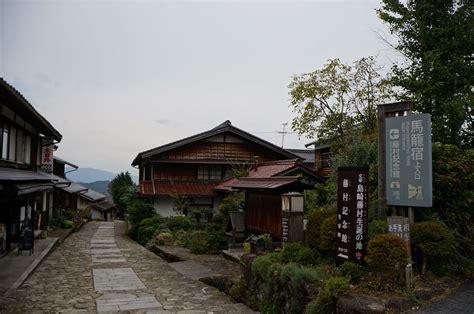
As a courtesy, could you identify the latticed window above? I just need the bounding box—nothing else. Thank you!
[197,165,223,180]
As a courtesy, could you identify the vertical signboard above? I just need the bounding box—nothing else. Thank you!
[387,216,411,251]
[41,137,54,173]
[386,114,432,207]
[336,167,369,264]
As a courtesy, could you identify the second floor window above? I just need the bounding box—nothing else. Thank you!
[0,123,32,164]
[197,165,223,180]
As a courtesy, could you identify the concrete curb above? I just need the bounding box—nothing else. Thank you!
[4,237,59,296]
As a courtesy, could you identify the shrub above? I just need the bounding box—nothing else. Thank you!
[281,264,316,313]
[365,234,409,281]
[190,238,210,254]
[305,205,335,248]
[166,215,193,231]
[219,192,244,218]
[206,229,228,253]
[229,277,247,303]
[411,221,456,274]
[139,215,164,227]
[319,214,337,254]
[156,232,173,246]
[368,219,388,240]
[137,224,159,245]
[61,219,74,229]
[281,243,315,266]
[338,261,364,283]
[128,200,156,226]
[173,229,189,247]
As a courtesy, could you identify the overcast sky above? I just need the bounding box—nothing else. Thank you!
[0,0,400,174]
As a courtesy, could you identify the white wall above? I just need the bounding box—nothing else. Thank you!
[153,197,175,217]
[77,196,90,210]
[91,208,103,220]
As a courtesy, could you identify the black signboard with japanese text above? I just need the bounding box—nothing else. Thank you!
[336,167,369,264]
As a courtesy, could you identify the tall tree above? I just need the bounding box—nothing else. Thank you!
[110,172,135,212]
[288,57,392,147]
[378,0,474,146]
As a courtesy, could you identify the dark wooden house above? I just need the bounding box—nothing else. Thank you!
[0,78,62,252]
[132,121,300,217]
[305,140,332,178]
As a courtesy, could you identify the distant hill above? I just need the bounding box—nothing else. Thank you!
[66,167,138,183]
[80,180,111,195]
[66,167,117,183]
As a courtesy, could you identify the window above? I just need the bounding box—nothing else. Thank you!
[24,135,31,164]
[1,125,8,159]
[16,129,24,162]
[9,126,16,161]
[197,165,223,180]
[321,152,332,168]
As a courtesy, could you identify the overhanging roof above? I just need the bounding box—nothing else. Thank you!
[15,182,55,195]
[54,156,79,169]
[229,176,313,190]
[79,189,106,202]
[0,168,55,182]
[62,182,88,194]
[132,120,300,166]
[0,78,62,141]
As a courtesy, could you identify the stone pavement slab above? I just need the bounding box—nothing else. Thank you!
[0,237,58,296]
[168,260,219,280]
[96,292,162,312]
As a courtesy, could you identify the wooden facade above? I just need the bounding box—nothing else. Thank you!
[132,121,300,216]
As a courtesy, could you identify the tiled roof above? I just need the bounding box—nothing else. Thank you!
[140,181,217,196]
[92,200,116,211]
[214,159,322,192]
[54,156,78,169]
[229,177,312,190]
[0,78,62,141]
[80,189,106,202]
[287,149,315,163]
[62,182,88,194]
[132,120,300,166]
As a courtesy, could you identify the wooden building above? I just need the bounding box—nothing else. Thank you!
[305,140,332,178]
[0,78,62,252]
[132,120,301,217]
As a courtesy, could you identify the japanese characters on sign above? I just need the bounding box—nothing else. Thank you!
[336,167,369,264]
[387,216,411,251]
[386,114,432,207]
[282,216,289,243]
[41,137,54,173]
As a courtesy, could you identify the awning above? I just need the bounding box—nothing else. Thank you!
[79,189,106,202]
[229,176,313,190]
[42,173,71,188]
[0,168,55,182]
[15,182,55,195]
[61,182,88,194]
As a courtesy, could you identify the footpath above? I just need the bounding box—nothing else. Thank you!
[0,227,72,297]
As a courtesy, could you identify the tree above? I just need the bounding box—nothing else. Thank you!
[288,57,393,147]
[110,172,135,213]
[378,0,474,147]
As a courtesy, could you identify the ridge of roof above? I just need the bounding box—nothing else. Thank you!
[132,121,300,165]
[0,78,62,141]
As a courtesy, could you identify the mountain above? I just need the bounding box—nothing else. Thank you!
[66,167,138,183]
[80,181,111,195]
[66,167,117,183]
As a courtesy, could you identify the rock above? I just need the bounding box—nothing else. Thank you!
[337,294,386,314]
[386,296,412,312]
[413,286,445,301]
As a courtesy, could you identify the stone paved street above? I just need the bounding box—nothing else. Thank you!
[0,221,252,313]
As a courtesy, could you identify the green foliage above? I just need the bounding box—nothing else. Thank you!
[137,224,159,246]
[365,234,409,281]
[431,143,474,257]
[378,0,473,146]
[281,264,317,313]
[190,238,210,254]
[368,219,388,240]
[281,243,315,266]
[229,277,247,303]
[252,253,277,282]
[218,192,244,219]
[61,219,74,229]
[127,200,156,227]
[156,232,173,246]
[319,214,337,254]
[338,261,365,283]
[288,57,392,146]
[304,182,337,215]
[172,229,189,247]
[411,221,456,274]
[166,216,193,231]
[305,206,336,248]
[110,172,135,212]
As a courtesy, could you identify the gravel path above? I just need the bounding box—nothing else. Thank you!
[413,282,474,314]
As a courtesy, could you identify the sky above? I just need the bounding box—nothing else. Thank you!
[0,0,400,175]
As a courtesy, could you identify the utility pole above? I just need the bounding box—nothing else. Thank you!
[277,123,289,148]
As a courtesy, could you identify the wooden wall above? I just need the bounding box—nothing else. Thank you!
[246,191,282,238]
